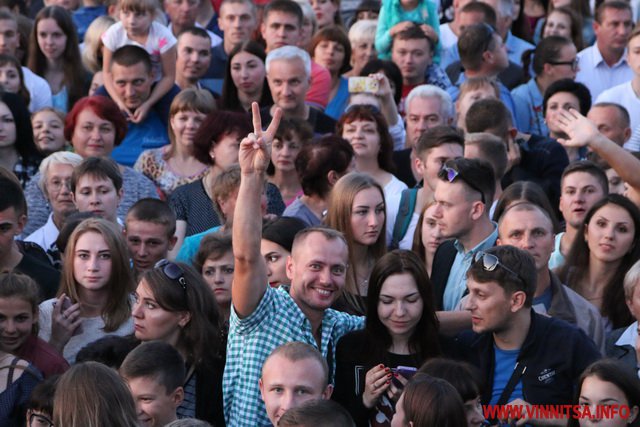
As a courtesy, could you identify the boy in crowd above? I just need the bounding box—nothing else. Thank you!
[70,157,124,226]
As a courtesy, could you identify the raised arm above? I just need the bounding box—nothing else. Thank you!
[556,108,640,206]
[232,103,282,318]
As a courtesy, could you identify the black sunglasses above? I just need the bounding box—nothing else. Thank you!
[155,259,187,292]
[547,58,579,71]
[474,251,526,284]
[438,165,486,204]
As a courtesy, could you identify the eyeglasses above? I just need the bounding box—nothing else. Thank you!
[47,178,71,192]
[29,413,54,427]
[547,58,579,71]
[474,251,526,284]
[155,259,187,292]
[438,165,486,204]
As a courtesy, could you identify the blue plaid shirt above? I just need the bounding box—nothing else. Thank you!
[223,286,364,426]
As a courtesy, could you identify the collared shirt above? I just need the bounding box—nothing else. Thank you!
[615,321,637,348]
[576,44,633,101]
[223,286,364,427]
[505,31,534,65]
[443,224,498,311]
[511,78,548,135]
[25,213,59,266]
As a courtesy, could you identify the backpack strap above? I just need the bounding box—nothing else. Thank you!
[390,188,419,249]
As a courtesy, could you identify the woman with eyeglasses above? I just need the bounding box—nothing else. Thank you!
[558,194,640,330]
[326,173,387,315]
[333,250,441,425]
[511,36,578,136]
[132,260,224,426]
[38,218,135,364]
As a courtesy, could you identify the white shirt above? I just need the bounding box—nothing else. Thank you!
[596,81,640,152]
[383,175,408,245]
[168,22,222,47]
[576,44,634,101]
[22,67,52,112]
[439,23,458,50]
[25,213,59,253]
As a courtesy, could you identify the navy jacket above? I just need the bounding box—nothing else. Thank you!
[453,310,600,406]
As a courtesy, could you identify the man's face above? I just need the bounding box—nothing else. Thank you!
[261,11,301,52]
[0,206,24,262]
[164,0,199,29]
[176,33,212,82]
[466,276,516,334]
[72,175,122,223]
[219,1,257,47]
[267,58,309,113]
[287,232,348,314]
[391,37,431,86]
[0,19,18,56]
[559,171,606,230]
[594,7,633,53]
[486,33,509,73]
[126,376,182,427]
[111,62,153,111]
[497,208,555,271]
[432,180,480,240]
[418,143,464,192]
[587,106,630,146]
[405,96,447,147]
[125,219,176,273]
[259,354,332,425]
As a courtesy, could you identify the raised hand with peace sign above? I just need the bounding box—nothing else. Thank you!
[238,103,283,175]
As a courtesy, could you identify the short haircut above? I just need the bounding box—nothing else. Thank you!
[295,135,353,197]
[211,164,241,221]
[263,0,303,27]
[467,245,537,307]
[460,1,497,27]
[120,341,186,393]
[531,36,573,76]
[624,259,640,300]
[37,151,83,195]
[111,45,152,74]
[560,160,608,196]
[266,45,311,79]
[458,23,497,72]
[542,78,591,116]
[178,26,211,42]
[465,132,508,180]
[415,125,465,158]
[492,181,560,231]
[278,399,355,427]
[75,335,140,369]
[220,0,256,15]
[119,0,158,14]
[465,98,512,140]
[405,84,454,123]
[291,226,347,256]
[439,157,496,207]
[262,342,329,387]
[65,96,128,147]
[591,102,630,129]
[419,358,482,402]
[360,59,403,105]
[126,198,177,237]
[348,18,376,45]
[498,202,554,236]
[0,167,26,213]
[262,216,308,252]
[311,26,351,74]
[71,157,123,193]
[192,111,252,166]
[392,22,434,53]
[458,76,500,101]
[194,232,233,273]
[0,9,17,25]
[165,419,212,427]
[595,0,631,23]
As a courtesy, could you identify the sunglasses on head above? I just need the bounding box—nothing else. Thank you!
[438,165,486,205]
[155,259,187,292]
[473,251,526,284]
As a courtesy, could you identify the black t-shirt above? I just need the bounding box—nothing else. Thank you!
[260,106,337,135]
[15,253,60,302]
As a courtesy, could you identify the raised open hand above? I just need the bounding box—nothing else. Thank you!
[238,103,282,174]
[555,108,600,148]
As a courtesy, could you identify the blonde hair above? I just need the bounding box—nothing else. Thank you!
[458,77,500,101]
[81,15,115,72]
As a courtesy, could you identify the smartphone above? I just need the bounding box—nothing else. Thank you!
[391,366,417,388]
[54,297,83,336]
[348,76,379,94]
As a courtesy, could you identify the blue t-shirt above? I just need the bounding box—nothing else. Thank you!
[490,345,523,405]
[532,286,553,312]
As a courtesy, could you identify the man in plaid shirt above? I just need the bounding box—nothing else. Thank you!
[223,104,364,426]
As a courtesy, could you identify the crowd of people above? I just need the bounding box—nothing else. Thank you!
[2,0,640,425]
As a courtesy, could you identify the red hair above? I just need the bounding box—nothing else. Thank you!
[64,96,128,147]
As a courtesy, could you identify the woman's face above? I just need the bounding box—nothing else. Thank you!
[606,168,625,195]
[211,132,241,170]
[261,239,290,287]
[0,101,16,149]
[73,231,112,294]
[271,135,302,173]
[421,204,443,257]
[170,109,206,149]
[32,110,65,155]
[545,91,580,135]
[464,396,486,427]
[377,272,424,340]
[0,296,36,354]
[132,278,188,346]
[585,203,636,264]
[341,119,381,161]
[313,40,346,74]
[44,162,75,218]
[37,18,67,61]
[578,375,637,427]
[350,187,385,246]
[544,11,572,39]
[310,0,338,28]
[0,63,20,94]
[201,252,234,308]
[71,108,116,158]
[351,39,377,73]
[89,71,104,97]
[230,51,265,96]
